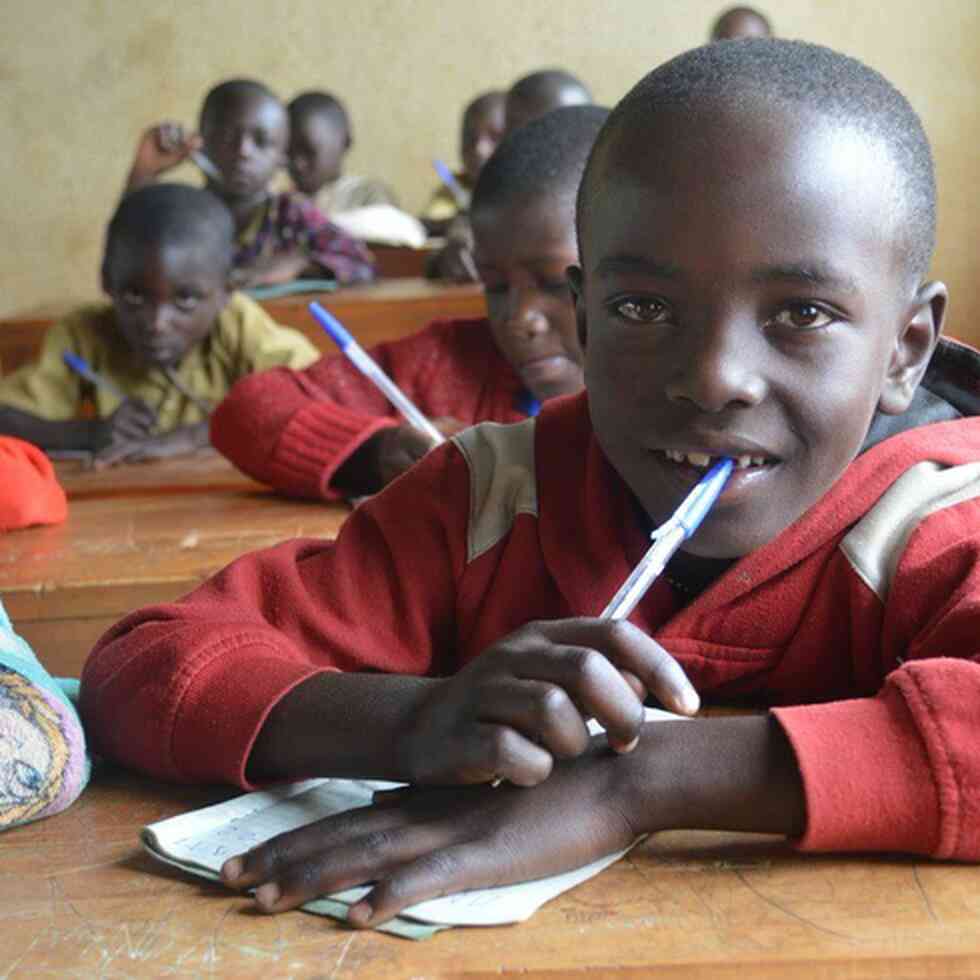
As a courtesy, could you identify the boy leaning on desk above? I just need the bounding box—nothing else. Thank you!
[82,40,980,928]
[0,184,318,468]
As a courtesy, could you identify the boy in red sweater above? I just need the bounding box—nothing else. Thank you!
[211,106,609,498]
[82,41,980,928]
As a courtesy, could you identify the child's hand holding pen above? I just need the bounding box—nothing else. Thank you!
[126,122,206,191]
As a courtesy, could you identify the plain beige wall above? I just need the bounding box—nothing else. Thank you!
[1,1,977,340]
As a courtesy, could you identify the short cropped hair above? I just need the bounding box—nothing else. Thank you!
[103,184,235,278]
[509,69,593,107]
[578,40,936,279]
[288,91,352,148]
[199,78,281,131]
[472,104,609,214]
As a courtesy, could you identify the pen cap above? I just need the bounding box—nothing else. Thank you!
[309,302,353,350]
[676,458,734,536]
[62,352,89,374]
[432,159,454,184]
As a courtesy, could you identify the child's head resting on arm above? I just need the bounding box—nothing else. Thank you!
[101,184,234,370]
[198,78,288,206]
[505,69,593,136]
[471,103,609,404]
[572,38,944,560]
[286,92,351,197]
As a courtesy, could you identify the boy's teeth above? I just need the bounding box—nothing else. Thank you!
[664,450,770,469]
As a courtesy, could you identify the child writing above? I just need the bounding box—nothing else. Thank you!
[126,79,375,288]
[82,40,980,928]
[0,185,319,466]
[428,70,592,282]
[211,105,608,499]
[287,91,426,248]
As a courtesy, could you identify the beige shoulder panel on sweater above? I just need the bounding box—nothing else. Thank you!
[452,418,539,564]
[840,460,980,601]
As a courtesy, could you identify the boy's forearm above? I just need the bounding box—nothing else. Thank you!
[246,672,440,784]
[0,406,100,451]
[624,715,806,838]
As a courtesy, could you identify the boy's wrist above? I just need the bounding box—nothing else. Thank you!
[615,715,806,838]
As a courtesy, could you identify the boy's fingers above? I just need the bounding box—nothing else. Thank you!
[351,841,498,927]
[505,644,645,751]
[534,620,700,717]
[476,678,594,760]
[452,723,552,787]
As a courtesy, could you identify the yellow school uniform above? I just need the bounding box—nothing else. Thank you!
[0,293,319,430]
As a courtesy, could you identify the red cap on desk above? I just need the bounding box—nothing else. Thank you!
[0,437,68,531]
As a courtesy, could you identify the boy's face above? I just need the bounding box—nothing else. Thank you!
[288,113,346,196]
[202,92,287,200]
[573,104,941,558]
[473,194,584,402]
[104,240,229,369]
[461,102,505,184]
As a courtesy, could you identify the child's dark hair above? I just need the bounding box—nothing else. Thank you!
[472,104,609,214]
[103,184,235,278]
[199,78,281,130]
[509,69,593,108]
[288,91,352,149]
[578,40,936,280]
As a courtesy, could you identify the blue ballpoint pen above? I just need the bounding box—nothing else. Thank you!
[309,302,445,446]
[432,159,470,210]
[62,352,128,401]
[601,457,735,620]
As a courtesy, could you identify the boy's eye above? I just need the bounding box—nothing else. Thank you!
[769,303,835,331]
[175,295,199,313]
[612,297,672,324]
[122,291,144,307]
[541,280,570,295]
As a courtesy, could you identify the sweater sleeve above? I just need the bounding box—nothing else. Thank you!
[210,337,423,500]
[772,501,980,860]
[79,442,472,788]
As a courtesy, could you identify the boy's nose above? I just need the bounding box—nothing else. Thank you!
[664,319,767,412]
[508,292,549,339]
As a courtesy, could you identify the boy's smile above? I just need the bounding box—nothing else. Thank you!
[574,102,943,558]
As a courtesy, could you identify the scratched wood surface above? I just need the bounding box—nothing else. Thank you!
[0,279,487,373]
[0,454,349,678]
[1,769,978,979]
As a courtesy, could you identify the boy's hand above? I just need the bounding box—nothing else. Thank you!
[95,398,156,449]
[92,420,209,468]
[372,418,466,486]
[222,738,643,925]
[399,618,699,787]
[127,122,202,189]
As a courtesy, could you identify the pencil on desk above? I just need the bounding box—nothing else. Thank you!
[309,302,445,446]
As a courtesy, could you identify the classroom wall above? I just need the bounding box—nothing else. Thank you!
[1,1,977,339]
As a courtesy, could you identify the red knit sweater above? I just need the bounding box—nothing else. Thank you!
[210,317,528,500]
[83,349,980,860]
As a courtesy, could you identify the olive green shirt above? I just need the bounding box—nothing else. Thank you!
[0,293,319,430]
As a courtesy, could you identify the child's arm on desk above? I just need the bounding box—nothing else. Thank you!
[91,419,211,468]
[0,399,155,454]
[225,711,805,926]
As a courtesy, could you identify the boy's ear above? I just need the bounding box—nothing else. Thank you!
[566,265,588,349]
[878,280,947,416]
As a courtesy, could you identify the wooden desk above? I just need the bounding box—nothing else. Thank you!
[0,279,487,373]
[370,243,438,279]
[0,454,348,677]
[2,770,977,978]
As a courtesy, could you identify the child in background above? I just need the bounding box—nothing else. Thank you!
[420,90,506,235]
[504,68,593,136]
[211,106,607,499]
[287,92,427,248]
[82,41,980,927]
[126,79,375,287]
[0,185,319,466]
[428,71,592,282]
[710,6,772,40]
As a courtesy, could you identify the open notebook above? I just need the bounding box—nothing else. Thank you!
[142,708,683,939]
